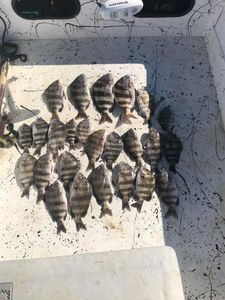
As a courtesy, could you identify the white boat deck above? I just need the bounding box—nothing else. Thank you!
[0,36,225,299]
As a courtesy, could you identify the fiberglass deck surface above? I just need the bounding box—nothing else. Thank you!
[0,36,225,299]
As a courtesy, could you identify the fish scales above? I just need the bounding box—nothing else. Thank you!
[89,164,113,217]
[143,127,161,171]
[85,129,105,170]
[56,151,81,190]
[70,173,92,231]
[112,162,133,211]
[69,74,91,119]
[102,131,123,169]
[136,89,151,124]
[156,168,169,196]
[48,119,66,158]
[32,118,48,156]
[122,129,142,167]
[132,165,155,212]
[34,152,54,203]
[76,118,91,144]
[162,132,183,171]
[18,124,32,151]
[17,152,36,198]
[66,119,77,150]
[43,80,64,118]
[45,180,68,234]
[92,73,114,124]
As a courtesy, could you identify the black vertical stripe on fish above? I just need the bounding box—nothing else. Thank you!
[102,131,123,169]
[43,80,64,119]
[18,124,32,151]
[122,128,142,167]
[143,127,161,171]
[66,119,77,150]
[32,118,48,156]
[85,129,105,170]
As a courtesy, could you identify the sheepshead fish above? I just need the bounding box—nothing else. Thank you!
[66,119,77,150]
[32,118,48,156]
[45,180,68,234]
[132,165,155,212]
[91,73,114,124]
[89,164,113,217]
[155,167,169,197]
[85,129,106,170]
[43,80,64,119]
[122,128,142,167]
[34,152,54,203]
[143,127,161,171]
[160,172,179,218]
[157,105,174,132]
[112,162,134,211]
[162,132,183,172]
[70,173,92,231]
[17,152,36,198]
[18,124,32,151]
[102,131,123,170]
[136,89,151,124]
[68,74,91,119]
[48,119,66,159]
[56,151,81,190]
[114,75,137,124]
[76,118,91,144]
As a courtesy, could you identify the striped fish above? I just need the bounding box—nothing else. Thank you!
[155,167,169,197]
[112,162,134,211]
[70,172,92,231]
[32,117,48,156]
[114,75,137,124]
[132,165,155,212]
[56,151,81,190]
[143,127,161,171]
[66,119,77,150]
[48,119,66,159]
[45,180,68,234]
[157,105,174,132]
[160,172,179,218]
[68,74,91,119]
[136,89,151,124]
[122,128,143,167]
[91,73,114,124]
[34,152,54,203]
[76,118,91,144]
[18,123,32,151]
[85,129,106,170]
[162,132,183,172]
[43,80,64,119]
[102,131,123,170]
[17,152,36,198]
[89,164,113,217]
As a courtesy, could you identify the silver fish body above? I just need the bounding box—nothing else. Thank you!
[143,127,161,171]
[132,165,155,212]
[85,129,106,170]
[18,124,32,151]
[76,118,91,144]
[48,119,66,159]
[56,151,81,190]
[69,172,92,231]
[17,152,36,198]
[45,180,68,234]
[43,80,64,118]
[136,89,151,124]
[34,152,54,203]
[112,162,134,211]
[66,119,77,150]
[102,131,123,169]
[92,73,114,124]
[122,128,142,167]
[114,75,136,123]
[68,74,91,119]
[89,164,113,217]
[32,118,48,156]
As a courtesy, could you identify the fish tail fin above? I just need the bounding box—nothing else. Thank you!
[131,202,143,213]
[21,187,30,198]
[36,190,44,203]
[57,219,67,234]
[165,206,178,219]
[99,112,113,124]
[69,143,76,151]
[106,161,113,170]
[63,181,70,192]
[51,112,59,120]
[33,147,41,156]
[100,205,112,218]
[135,159,143,169]
[122,200,131,211]
[169,165,176,173]
[120,112,132,124]
[75,219,87,232]
[75,110,88,119]
[143,119,148,125]
[86,160,95,171]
